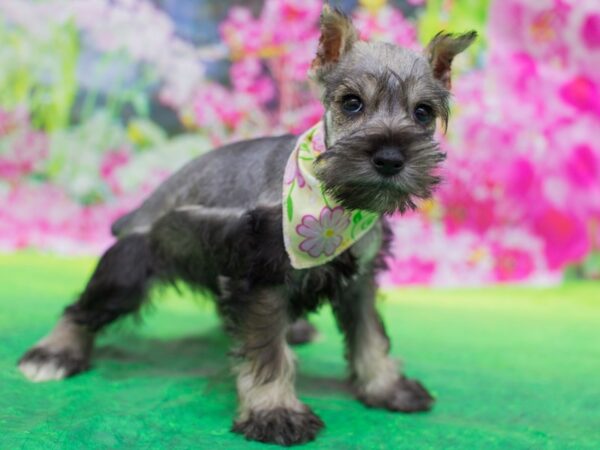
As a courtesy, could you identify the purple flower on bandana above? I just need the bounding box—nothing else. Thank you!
[284,151,305,187]
[297,206,349,258]
[312,124,326,154]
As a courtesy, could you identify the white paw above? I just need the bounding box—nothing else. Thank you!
[18,346,89,382]
[19,358,68,382]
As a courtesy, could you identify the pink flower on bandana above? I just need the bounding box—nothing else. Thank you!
[312,124,326,154]
[297,206,349,258]
[284,153,305,187]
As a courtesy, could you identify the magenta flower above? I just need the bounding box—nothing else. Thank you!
[297,207,349,258]
[559,76,600,116]
[581,12,600,50]
[491,245,535,282]
[564,144,599,188]
[533,207,590,270]
[231,59,276,105]
[386,256,436,285]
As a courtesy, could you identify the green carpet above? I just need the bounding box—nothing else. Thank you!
[1,253,599,449]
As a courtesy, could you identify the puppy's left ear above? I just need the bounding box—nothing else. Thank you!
[310,4,359,80]
[425,31,477,90]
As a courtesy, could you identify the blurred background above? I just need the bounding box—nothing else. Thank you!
[1,0,599,286]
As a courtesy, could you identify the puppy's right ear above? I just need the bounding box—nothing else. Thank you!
[310,4,358,80]
[425,31,477,90]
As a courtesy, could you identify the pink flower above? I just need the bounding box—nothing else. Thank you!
[282,101,324,134]
[505,158,538,199]
[559,76,600,116]
[581,12,600,49]
[0,109,19,136]
[230,59,275,105]
[0,183,148,254]
[284,155,305,188]
[387,257,436,285]
[311,124,326,154]
[194,84,248,130]
[352,5,417,48]
[491,245,535,282]
[564,144,599,188]
[489,0,571,66]
[0,110,48,181]
[297,206,349,258]
[533,207,590,270]
[440,180,496,235]
[100,148,131,195]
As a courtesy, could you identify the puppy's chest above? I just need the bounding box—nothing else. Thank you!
[286,221,383,315]
[348,219,384,267]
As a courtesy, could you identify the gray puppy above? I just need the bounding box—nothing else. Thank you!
[18,6,475,446]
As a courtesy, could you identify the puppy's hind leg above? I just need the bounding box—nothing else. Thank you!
[18,234,155,382]
[18,205,254,383]
[286,318,317,345]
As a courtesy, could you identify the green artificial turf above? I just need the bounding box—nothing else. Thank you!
[1,253,599,449]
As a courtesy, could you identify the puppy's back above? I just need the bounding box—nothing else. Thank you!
[112,134,296,238]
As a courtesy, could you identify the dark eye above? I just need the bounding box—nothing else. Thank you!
[414,104,434,125]
[341,95,363,114]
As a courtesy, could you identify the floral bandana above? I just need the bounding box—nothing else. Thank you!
[282,122,380,269]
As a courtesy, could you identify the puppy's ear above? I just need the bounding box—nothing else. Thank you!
[310,4,358,79]
[425,31,477,90]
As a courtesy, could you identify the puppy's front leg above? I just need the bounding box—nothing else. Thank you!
[332,273,434,412]
[228,286,323,446]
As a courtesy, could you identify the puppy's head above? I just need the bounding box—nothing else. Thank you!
[310,5,476,214]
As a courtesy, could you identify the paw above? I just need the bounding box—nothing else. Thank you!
[286,319,317,346]
[18,347,89,382]
[360,376,434,413]
[232,407,324,446]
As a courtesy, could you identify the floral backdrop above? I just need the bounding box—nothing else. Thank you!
[1,0,599,285]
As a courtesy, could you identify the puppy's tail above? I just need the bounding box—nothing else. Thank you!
[111,211,135,237]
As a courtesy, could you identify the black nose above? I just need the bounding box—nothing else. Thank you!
[371,147,405,176]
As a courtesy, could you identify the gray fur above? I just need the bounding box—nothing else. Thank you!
[112,135,297,237]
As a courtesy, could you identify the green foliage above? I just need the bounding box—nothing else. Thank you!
[418,0,489,55]
[126,118,167,150]
[0,18,79,131]
[46,111,128,203]
[564,252,600,281]
[78,51,156,125]
[0,17,157,133]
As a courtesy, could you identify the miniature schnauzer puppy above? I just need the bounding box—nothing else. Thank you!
[18,5,475,446]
